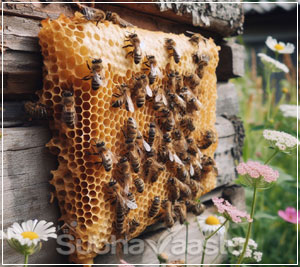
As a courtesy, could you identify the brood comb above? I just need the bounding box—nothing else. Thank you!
[38,11,219,264]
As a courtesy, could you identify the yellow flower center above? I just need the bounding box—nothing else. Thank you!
[205,215,220,225]
[282,87,289,94]
[21,231,39,240]
[274,44,284,51]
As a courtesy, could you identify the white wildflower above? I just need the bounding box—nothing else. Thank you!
[253,251,263,262]
[232,250,240,256]
[226,237,261,262]
[258,53,289,73]
[263,129,298,152]
[279,104,299,120]
[265,36,295,54]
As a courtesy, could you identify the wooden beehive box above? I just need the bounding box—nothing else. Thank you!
[1,1,245,265]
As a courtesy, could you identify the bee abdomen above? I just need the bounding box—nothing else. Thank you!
[134,178,144,193]
[149,196,160,217]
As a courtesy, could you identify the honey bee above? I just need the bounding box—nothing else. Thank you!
[82,58,105,91]
[189,179,201,197]
[24,101,47,120]
[142,55,159,85]
[190,159,202,181]
[144,158,165,183]
[153,86,168,107]
[88,140,116,172]
[105,11,127,28]
[167,71,176,93]
[147,122,156,147]
[183,73,201,91]
[185,200,205,216]
[81,6,106,26]
[112,83,134,113]
[127,192,137,209]
[175,71,183,92]
[198,130,217,149]
[186,137,203,159]
[165,38,180,63]
[179,117,195,137]
[123,117,138,145]
[107,179,137,233]
[162,200,175,228]
[127,148,140,173]
[132,73,152,108]
[123,33,142,64]
[114,156,132,194]
[149,196,160,217]
[166,91,186,115]
[186,31,206,46]
[172,129,190,163]
[156,107,175,133]
[193,53,210,79]
[179,87,203,114]
[129,218,140,234]
[61,90,77,128]
[170,177,192,199]
[201,155,216,172]
[134,177,144,193]
[176,164,190,184]
[174,201,187,224]
[167,177,180,202]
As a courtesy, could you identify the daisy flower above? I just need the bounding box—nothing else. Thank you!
[263,129,298,153]
[236,161,279,188]
[258,53,289,73]
[197,214,226,237]
[2,219,57,257]
[212,197,252,223]
[265,36,295,54]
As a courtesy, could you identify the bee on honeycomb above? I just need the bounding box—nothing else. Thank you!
[39,9,219,264]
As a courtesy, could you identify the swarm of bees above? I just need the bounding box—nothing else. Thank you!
[39,9,219,262]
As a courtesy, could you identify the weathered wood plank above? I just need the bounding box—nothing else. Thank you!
[217,41,245,81]
[216,82,239,116]
[98,1,244,37]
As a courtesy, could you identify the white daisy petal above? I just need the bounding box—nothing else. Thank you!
[12,222,23,234]
[258,53,289,73]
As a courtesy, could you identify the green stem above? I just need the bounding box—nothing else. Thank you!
[236,186,258,265]
[185,222,189,264]
[265,70,272,121]
[264,150,278,164]
[24,254,29,267]
[201,219,228,265]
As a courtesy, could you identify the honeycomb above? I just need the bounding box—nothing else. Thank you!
[38,12,219,264]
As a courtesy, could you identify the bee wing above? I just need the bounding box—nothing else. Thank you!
[125,199,138,210]
[195,98,203,109]
[190,164,194,176]
[197,147,203,159]
[196,159,202,169]
[126,92,135,113]
[145,85,153,97]
[162,94,168,106]
[175,94,186,108]
[173,153,184,165]
[143,139,151,152]
[140,40,145,50]
[169,151,174,162]
[155,93,162,103]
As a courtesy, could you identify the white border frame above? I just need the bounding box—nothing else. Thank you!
[1,1,298,265]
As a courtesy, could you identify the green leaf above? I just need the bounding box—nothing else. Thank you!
[254,211,277,220]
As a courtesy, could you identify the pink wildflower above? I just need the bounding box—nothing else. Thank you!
[119,259,135,267]
[278,207,300,224]
[236,161,279,183]
[212,197,252,223]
